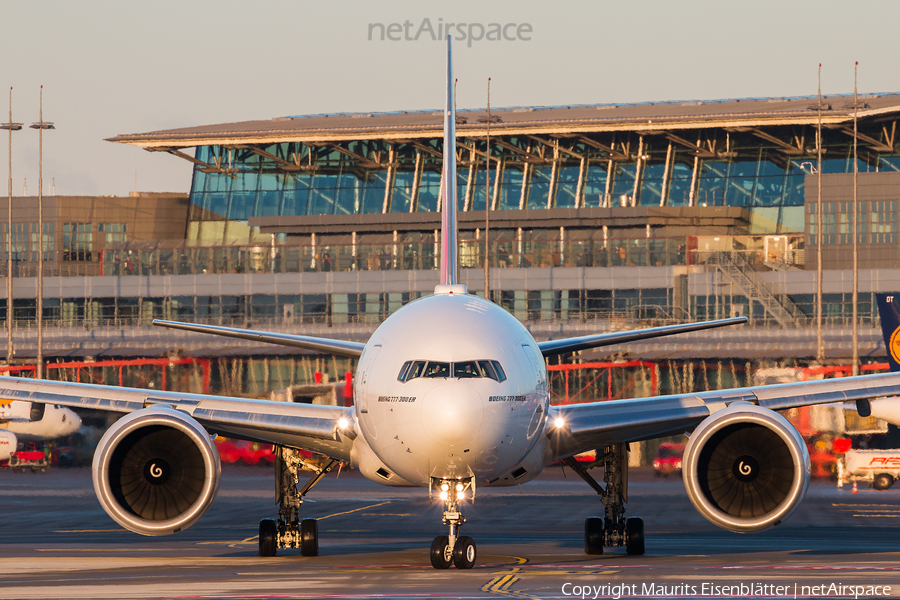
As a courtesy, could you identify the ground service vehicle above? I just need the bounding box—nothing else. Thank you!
[838,449,900,490]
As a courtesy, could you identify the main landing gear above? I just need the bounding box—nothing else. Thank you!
[430,478,476,569]
[564,442,645,556]
[259,446,338,557]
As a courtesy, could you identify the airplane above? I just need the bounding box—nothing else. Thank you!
[0,400,82,462]
[3,37,900,569]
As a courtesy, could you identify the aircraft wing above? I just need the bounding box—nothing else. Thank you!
[0,377,355,461]
[152,319,365,357]
[546,371,900,461]
[537,317,747,357]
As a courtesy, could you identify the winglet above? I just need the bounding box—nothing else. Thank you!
[439,35,459,288]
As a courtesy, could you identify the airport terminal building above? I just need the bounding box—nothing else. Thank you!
[4,93,900,399]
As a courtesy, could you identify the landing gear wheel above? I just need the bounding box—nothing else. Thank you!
[584,516,604,555]
[300,518,318,556]
[430,535,452,569]
[259,518,277,557]
[874,473,894,490]
[453,536,476,569]
[625,517,644,555]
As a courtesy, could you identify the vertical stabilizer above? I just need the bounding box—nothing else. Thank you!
[439,35,459,286]
[876,293,900,372]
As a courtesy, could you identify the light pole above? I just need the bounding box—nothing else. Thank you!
[0,88,22,366]
[29,86,53,379]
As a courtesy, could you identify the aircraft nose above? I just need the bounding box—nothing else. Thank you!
[65,409,82,434]
[420,383,483,447]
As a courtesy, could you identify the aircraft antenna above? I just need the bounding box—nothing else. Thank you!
[484,78,491,300]
[440,36,459,285]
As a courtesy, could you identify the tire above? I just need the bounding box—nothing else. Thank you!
[430,535,452,569]
[625,517,645,556]
[873,473,894,490]
[259,519,277,557]
[453,536,476,569]
[584,517,604,555]
[300,518,318,556]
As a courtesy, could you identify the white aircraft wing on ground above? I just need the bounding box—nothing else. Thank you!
[0,379,354,462]
[548,372,900,459]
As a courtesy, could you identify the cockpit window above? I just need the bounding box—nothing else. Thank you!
[477,360,497,380]
[398,360,426,382]
[399,359,507,383]
[491,361,507,382]
[423,362,451,378]
[453,361,480,378]
[397,361,412,382]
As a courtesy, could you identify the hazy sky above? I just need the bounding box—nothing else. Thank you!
[2,0,898,197]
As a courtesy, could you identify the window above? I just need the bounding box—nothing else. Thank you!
[399,359,506,383]
[99,223,127,244]
[491,361,507,382]
[423,362,450,378]
[63,223,92,261]
[453,361,480,378]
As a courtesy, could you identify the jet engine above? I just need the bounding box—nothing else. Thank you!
[0,430,17,462]
[92,405,221,536]
[682,402,809,533]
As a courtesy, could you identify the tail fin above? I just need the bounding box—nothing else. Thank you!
[439,35,459,286]
[876,293,900,372]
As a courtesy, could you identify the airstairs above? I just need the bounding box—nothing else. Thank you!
[710,251,807,327]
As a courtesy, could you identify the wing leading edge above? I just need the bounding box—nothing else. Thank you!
[152,320,365,357]
[0,377,355,461]
[547,371,900,461]
[537,316,747,357]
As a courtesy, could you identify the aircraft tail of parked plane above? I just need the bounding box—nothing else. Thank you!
[4,37,900,569]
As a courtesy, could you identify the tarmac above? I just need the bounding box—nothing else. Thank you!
[1,465,899,599]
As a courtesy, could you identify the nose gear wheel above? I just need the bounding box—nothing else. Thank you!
[429,477,477,569]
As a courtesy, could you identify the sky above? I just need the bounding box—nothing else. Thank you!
[2,0,899,197]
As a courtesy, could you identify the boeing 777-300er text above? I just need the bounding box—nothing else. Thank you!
[2,39,900,569]
[0,400,81,462]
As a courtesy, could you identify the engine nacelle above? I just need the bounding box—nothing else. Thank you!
[0,430,17,462]
[92,406,221,536]
[683,402,809,533]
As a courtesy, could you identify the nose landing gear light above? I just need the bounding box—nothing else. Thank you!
[430,478,476,569]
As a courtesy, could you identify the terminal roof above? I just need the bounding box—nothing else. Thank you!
[107,93,900,149]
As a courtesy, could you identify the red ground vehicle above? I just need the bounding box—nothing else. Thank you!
[653,442,685,477]
[8,450,50,473]
[215,438,275,466]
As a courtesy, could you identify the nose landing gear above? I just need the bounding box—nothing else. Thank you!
[430,478,476,569]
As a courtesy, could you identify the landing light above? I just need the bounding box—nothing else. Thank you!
[455,483,464,492]
[439,490,449,500]
[441,483,450,492]
[457,491,465,500]
[554,417,566,429]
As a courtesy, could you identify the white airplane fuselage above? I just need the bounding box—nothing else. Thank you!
[0,401,82,442]
[352,287,551,487]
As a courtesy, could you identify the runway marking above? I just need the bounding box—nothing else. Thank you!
[319,501,392,520]
[52,529,125,533]
[491,569,620,576]
[200,502,394,547]
[36,548,156,552]
[480,556,542,599]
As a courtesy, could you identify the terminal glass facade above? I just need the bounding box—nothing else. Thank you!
[186,129,900,244]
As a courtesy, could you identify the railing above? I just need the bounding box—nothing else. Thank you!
[86,234,806,277]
